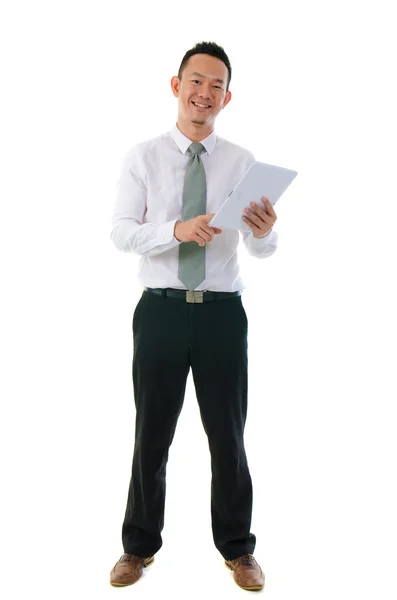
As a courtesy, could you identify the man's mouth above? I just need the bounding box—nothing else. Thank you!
[191,101,211,109]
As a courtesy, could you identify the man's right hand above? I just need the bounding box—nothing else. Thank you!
[174,214,223,246]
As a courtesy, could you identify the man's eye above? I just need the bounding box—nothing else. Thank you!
[192,80,222,89]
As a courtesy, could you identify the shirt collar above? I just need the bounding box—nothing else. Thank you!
[170,123,217,156]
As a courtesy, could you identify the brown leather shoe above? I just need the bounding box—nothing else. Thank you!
[110,553,154,586]
[225,554,265,591]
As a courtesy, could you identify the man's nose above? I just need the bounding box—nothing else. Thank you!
[198,85,212,99]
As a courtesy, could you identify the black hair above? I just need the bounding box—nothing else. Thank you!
[178,41,232,92]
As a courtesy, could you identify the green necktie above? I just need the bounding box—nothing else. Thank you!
[178,142,207,291]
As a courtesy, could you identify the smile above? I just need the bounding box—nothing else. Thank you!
[192,101,211,109]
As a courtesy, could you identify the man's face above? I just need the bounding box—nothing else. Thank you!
[171,53,232,129]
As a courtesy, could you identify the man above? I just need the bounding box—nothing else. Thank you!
[109,41,278,592]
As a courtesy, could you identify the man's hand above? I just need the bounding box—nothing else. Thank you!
[242,197,277,238]
[174,214,223,246]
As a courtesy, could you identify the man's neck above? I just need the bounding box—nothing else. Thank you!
[176,120,214,142]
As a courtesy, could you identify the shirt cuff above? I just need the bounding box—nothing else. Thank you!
[156,219,183,247]
[249,228,275,247]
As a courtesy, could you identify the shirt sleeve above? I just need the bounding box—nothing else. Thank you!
[110,148,182,256]
[241,228,279,258]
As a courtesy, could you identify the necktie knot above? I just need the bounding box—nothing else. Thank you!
[188,142,205,156]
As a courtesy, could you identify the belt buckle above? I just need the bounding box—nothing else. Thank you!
[186,291,204,303]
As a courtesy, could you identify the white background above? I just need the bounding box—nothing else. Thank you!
[1,0,396,598]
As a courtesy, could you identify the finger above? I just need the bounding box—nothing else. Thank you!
[194,228,210,243]
[253,204,274,226]
[203,225,217,240]
[248,202,269,221]
[242,215,257,231]
[261,197,277,218]
[200,226,213,242]
[195,234,206,246]
[244,207,271,226]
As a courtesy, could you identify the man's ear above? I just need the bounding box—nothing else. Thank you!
[170,76,180,98]
[222,90,232,109]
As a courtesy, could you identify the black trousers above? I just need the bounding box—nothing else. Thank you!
[121,289,256,561]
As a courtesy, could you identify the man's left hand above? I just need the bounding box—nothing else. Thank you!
[242,196,277,238]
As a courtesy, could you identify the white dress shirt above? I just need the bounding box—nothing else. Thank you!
[110,124,278,292]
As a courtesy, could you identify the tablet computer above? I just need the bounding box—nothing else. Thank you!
[209,161,298,232]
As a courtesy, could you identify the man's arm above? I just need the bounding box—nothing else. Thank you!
[240,195,278,258]
[241,228,278,258]
[233,153,278,258]
[110,149,182,257]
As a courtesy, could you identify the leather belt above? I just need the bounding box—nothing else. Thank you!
[144,287,242,303]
